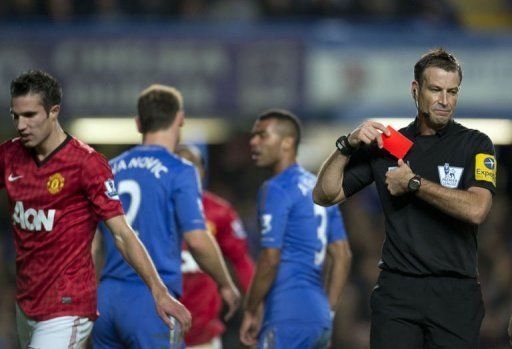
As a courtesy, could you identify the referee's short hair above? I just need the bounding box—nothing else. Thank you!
[414,48,463,87]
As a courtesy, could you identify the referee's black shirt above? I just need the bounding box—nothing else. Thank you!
[343,118,496,278]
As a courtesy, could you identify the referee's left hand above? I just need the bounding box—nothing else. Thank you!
[385,159,413,196]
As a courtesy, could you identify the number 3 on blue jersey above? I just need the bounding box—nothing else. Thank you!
[314,205,327,266]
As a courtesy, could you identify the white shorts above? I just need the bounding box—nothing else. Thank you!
[188,336,222,349]
[16,304,93,349]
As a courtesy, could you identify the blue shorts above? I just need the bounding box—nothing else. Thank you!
[259,323,331,349]
[92,279,184,349]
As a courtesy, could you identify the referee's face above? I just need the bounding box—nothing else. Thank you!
[417,67,460,129]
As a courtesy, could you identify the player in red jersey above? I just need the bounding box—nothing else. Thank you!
[0,70,191,349]
[176,145,255,349]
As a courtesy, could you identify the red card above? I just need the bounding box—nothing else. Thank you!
[382,126,413,159]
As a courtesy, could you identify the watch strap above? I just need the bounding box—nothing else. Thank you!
[336,135,357,156]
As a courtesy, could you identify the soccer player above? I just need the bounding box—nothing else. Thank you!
[176,144,255,349]
[240,109,352,349]
[92,85,240,348]
[0,70,189,349]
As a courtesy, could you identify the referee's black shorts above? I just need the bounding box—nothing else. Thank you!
[370,269,485,349]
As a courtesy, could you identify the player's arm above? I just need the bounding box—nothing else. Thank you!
[224,245,254,294]
[386,159,493,224]
[243,182,286,315]
[242,181,290,345]
[183,229,241,320]
[244,247,280,314]
[240,247,281,346]
[216,212,255,293]
[314,121,389,206]
[104,215,191,331]
[324,240,352,313]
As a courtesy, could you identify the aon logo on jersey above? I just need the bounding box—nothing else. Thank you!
[12,201,56,232]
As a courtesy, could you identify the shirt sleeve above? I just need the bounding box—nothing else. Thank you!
[173,165,206,234]
[215,207,255,293]
[342,145,375,198]
[327,205,347,243]
[258,181,291,249]
[82,152,124,220]
[466,132,496,194]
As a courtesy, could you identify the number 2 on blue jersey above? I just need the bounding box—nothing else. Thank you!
[117,179,141,236]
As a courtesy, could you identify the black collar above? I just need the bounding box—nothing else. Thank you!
[31,134,72,168]
[405,118,454,139]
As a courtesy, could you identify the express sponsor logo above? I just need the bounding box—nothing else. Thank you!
[475,154,496,186]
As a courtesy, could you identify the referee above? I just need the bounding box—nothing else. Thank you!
[313,48,496,348]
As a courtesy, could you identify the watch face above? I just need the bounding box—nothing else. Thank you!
[408,178,421,191]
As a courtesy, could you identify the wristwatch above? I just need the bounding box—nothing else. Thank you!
[335,135,357,156]
[407,174,422,193]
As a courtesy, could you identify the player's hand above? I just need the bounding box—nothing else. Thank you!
[240,310,262,346]
[154,289,192,332]
[348,121,390,149]
[385,159,414,196]
[219,283,241,321]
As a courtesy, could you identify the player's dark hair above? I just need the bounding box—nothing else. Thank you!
[414,48,462,87]
[138,84,183,133]
[257,109,302,152]
[10,70,62,114]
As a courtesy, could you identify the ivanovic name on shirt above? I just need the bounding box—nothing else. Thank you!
[112,157,168,179]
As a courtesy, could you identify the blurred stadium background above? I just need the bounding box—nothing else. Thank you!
[1,1,512,348]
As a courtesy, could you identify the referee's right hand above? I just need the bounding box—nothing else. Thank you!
[348,120,390,149]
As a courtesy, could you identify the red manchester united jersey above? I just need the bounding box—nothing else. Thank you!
[181,191,255,346]
[0,136,123,321]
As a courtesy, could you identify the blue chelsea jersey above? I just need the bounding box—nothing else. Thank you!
[99,145,206,297]
[258,164,347,328]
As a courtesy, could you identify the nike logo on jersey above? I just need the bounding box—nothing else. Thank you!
[8,173,23,182]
